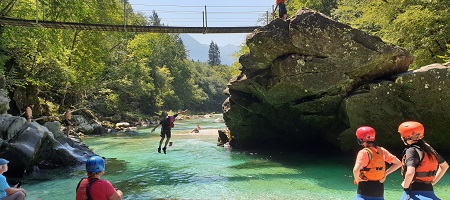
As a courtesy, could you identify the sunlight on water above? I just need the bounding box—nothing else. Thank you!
[20,114,450,199]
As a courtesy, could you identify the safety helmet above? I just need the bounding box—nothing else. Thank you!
[86,156,105,173]
[356,126,376,142]
[398,121,424,140]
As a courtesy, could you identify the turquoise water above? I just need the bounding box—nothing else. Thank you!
[19,114,450,199]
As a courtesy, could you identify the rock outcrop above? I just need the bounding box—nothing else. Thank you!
[0,89,95,177]
[223,8,450,154]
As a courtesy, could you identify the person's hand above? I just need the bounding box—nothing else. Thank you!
[19,188,27,196]
[379,176,386,183]
[116,189,123,197]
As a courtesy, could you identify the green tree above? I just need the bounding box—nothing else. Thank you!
[332,0,450,68]
[208,41,221,66]
[149,10,162,26]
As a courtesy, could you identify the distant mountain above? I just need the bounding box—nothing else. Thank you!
[180,34,240,66]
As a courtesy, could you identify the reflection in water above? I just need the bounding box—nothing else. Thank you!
[18,115,450,199]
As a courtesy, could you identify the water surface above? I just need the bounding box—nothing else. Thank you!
[21,115,450,199]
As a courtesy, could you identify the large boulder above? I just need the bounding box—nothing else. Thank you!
[0,89,95,177]
[222,8,441,152]
[341,63,450,154]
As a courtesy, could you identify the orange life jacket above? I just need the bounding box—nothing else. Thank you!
[360,146,386,181]
[276,0,285,4]
[401,145,438,183]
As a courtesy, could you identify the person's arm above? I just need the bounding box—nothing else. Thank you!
[353,150,368,184]
[432,161,449,186]
[401,166,415,188]
[380,157,401,183]
[178,109,188,115]
[353,162,363,185]
[5,187,27,197]
[108,189,123,200]
[151,124,161,132]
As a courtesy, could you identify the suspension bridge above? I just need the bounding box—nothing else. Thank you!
[0,1,276,33]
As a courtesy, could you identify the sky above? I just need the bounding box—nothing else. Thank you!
[128,0,275,46]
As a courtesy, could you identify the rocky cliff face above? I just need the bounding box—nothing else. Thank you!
[223,8,450,154]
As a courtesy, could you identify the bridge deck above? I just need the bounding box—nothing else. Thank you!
[0,17,259,33]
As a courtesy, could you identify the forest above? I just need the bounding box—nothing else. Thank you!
[0,0,240,122]
[1,0,450,123]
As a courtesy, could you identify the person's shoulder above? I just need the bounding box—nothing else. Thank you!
[97,179,113,185]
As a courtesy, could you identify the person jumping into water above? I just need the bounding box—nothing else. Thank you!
[151,109,188,154]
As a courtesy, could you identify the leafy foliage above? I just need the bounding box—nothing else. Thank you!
[0,1,234,122]
[332,0,450,68]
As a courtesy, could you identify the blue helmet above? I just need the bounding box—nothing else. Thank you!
[86,156,105,173]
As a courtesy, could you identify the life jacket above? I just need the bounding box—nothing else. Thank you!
[168,116,175,128]
[359,146,385,181]
[76,177,98,200]
[401,145,438,183]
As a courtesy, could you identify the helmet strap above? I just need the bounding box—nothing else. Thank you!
[357,139,364,146]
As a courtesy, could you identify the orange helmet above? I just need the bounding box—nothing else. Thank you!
[356,126,376,142]
[398,121,424,140]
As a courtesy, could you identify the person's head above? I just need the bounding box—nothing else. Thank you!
[0,158,9,174]
[86,156,105,177]
[161,111,168,118]
[356,126,376,147]
[398,121,424,145]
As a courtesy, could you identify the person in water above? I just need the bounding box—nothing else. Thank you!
[151,109,188,154]
[0,158,27,200]
[190,124,201,133]
[353,126,402,200]
[398,121,448,200]
[76,156,123,200]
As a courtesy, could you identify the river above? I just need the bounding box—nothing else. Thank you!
[20,114,450,199]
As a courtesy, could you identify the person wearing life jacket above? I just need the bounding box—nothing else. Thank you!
[76,156,123,200]
[151,109,188,154]
[353,126,402,200]
[398,121,448,200]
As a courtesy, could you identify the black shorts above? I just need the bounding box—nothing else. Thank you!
[278,3,287,18]
[357,181,384,197]
[160,130,171,138]
[64,119,72,126]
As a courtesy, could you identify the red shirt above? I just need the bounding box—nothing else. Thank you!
[76,178,116,200]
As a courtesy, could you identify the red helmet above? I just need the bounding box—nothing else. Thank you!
[356,126,376,142]
[398,121,424,140]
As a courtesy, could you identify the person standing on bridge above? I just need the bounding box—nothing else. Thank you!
[274,0,287,21]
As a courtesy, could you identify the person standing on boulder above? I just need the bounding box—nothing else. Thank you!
[24,104,34,122]
[274,0,287,21]
[0,158,27,200]
[63,106,75,137]
[397,121,448,200]
[151,109,188,154]
[353,126,401,200]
